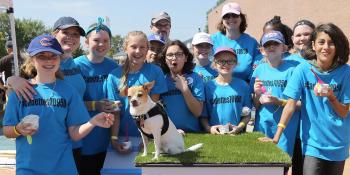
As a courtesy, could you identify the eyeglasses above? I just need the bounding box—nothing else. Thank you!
[223,13,240,20]
[154,22,171,29]
[165,52,184,60]
[214,59,236,66]
[263,41,281,49]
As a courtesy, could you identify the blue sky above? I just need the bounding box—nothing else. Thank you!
[13,0,217,41]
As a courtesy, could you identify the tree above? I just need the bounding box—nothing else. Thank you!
[107,34,124,57]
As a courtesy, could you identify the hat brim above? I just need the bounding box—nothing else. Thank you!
[29,48,63,57]
[152,18,170,24]
[262,39,283,47]
[221,10,241,18]
[57,24,86,36]
[192,41,213,46]
[214,50,236,57]
[149,39,165,44]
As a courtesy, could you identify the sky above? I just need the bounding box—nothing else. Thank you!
[12,0,218,41]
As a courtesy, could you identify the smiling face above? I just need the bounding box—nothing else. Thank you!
[125,35,149,69]
[213,52,237,75]
[85,30,111,59]
[292,25,313,51]
[312,32,336,66]
[33,51,60,76]
[192,43,212,60]
[261,41,285,61]
[222,13,241,31]
[165,45,187,75]
[53,27,81,54]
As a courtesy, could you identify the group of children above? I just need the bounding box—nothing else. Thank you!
[1,2,350,175]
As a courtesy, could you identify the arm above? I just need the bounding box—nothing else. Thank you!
[109,111,131,153]
[328,95,349,118]
[3,123,37,138]
[199,117,220,134]
[273,98,297,144]
[7,76,36,101]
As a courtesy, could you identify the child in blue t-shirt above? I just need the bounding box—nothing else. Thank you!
[251,31,300,158]
[105,31,167,148]
[2,34,113,175]
[159,40,205,132]
[201,47,252,134]
[273,23,350,175]
[192,32,218,83]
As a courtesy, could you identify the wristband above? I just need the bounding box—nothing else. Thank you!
[91,101,96,111]
[277,123,286,129]
[111,136,118,140]
[13,126,21,136]
[238,122,246,128]
[281,99,287,106]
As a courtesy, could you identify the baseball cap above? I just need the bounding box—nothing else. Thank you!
[221,2,241,18]
[213,47,237,57]
[151,11,171,24]
[192,32,213,45]
[53,17,86,36]
[261,30,285,46]
[148,34,166,44]
[5,40,12,48]
[27,34,63,56]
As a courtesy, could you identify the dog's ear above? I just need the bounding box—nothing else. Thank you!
[119,86,129,97]
[142,81,155,92]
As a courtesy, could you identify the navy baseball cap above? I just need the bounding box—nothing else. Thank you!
[148,34,166,44]
[27,34,63,56]
[53,17,86,36]
[261,30,285,46]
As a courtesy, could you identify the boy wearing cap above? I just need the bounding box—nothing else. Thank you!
[146,33,166,65]
[192,32,218,83]
[2,34,114,175]
[211,2,261,82]
[150,11,171,41]
[200,47,252,135]
[251,31,300,162]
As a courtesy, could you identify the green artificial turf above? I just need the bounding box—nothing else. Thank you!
[135,132,291,166]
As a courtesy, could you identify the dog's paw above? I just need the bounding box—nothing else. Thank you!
[141,152,147,157]
[152,156,159,161]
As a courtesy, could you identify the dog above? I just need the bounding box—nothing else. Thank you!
[121,81,203,160]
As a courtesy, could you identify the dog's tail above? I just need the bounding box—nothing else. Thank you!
[186,143,203,152]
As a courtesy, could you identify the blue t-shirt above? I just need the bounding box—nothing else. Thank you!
[204,77,252,126]
[193,63,218,83]
[211,32,261,81]
[3,79,89,175]
[75,55,118,155]
[284,62,350,161]
[160,72,205,132]
[284,53,308,65]
[61,57,86,149]
[250,61,299,156]
[105,63,167,137]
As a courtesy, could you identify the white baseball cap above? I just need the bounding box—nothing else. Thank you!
[221,2,241,18]
[192,32,213,45]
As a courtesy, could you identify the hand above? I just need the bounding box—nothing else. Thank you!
[90,112,114,128]
[258,136,273,142]
[209,125,221,134]
[16,123,37,136]
[259,95,280,105]
[314,84,333,97]
[228,124,242,135]
[8,76,36,102]
[173,74,189,93]
[272,134,280,144]
[254,78,263,96]
[111,140,132,154]
[96,99,120,113]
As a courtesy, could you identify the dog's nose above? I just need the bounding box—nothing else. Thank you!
[130,99,138,107]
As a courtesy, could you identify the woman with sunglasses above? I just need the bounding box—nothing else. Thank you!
[211,2,261,83]
[159,40,205,133]
[200,47,252,135]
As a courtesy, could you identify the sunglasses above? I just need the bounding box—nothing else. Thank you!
[214,59,236,66]
[223,13,240,20]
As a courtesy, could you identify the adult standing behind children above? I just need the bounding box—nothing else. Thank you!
[0,40,23,82]
[211,2,261,82]
[150,11,171,41]
[2,34,114,175]
[273,23,350,175]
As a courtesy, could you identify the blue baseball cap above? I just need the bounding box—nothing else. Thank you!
[27,34,63,56]
[261,30,285,46]
[53,17,86,36]
[147,34,166,44]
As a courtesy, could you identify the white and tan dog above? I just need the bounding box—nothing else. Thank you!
[121,81,202,160]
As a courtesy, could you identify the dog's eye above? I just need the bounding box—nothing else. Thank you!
[127,95,131,99]
[137,93,143,98]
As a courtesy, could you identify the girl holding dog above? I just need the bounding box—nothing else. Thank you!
[105,31,167,142]
[273,23,350,175]
[200,47,251,135]
[2,34,114,175]
[159,40,205,132]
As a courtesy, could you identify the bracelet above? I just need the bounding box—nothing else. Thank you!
[111,136,118,140]
[238,122,246,128]
[281,99,287,106]
[13,125,21,136]
[91,101,96,111]
[277,123,286,129]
